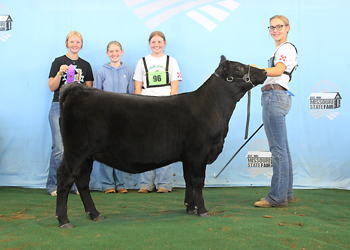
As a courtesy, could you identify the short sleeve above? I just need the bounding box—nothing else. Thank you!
[169,57,182,82]
[275,44,297,70]
[49,58,60,78]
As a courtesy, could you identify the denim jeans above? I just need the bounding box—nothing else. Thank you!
[261,89,293,206]
[140,164,173,191]
[46,102,77,194]
[99,163,125,191]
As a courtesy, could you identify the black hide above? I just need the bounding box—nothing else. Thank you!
[55,56,267,228]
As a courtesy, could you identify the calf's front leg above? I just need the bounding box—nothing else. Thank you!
[183,163,196,214]
[183,160,209,217]
[75,158,103,222]
[192,174,209,217]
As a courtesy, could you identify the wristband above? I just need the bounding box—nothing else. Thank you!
[57,72,62,78]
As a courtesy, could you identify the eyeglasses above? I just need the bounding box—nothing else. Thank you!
[268,25,285,31]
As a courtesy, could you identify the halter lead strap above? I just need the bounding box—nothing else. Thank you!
[212,64,255,139]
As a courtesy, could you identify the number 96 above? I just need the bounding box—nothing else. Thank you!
[153,75,161,82]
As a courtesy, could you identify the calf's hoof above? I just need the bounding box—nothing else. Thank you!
[187,209,198,215]
[93,215,104,221]
[199,212,209,217]
[60,223,73,229]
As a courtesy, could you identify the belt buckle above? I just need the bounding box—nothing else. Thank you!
[271,84,278,90]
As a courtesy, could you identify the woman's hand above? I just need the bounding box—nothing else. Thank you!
[48,64,69,92]
[58,64,69,77]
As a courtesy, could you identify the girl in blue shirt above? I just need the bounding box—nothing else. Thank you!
[94,41,134,194]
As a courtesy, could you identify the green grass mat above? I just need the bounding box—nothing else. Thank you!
[0,187,349,249]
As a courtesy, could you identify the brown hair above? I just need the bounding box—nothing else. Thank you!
[148,31,166,42]
[107,41,122,51]
[65,31,83,48]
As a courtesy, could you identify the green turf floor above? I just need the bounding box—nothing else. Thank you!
[0,187,349,249]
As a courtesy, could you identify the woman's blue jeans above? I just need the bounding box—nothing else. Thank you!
[99,163,125,191]
[140,165,173,191]
[261,89,293,206]
[46,102,77,193]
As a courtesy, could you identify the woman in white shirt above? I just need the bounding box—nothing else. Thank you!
[133,31,182,193]
[253,15,298,208]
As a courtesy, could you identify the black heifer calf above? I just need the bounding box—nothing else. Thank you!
[56,56,267,228]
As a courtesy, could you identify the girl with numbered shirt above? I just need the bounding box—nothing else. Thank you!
[94,41,134,194]
[133,31,182,193]
[252,15,298,208]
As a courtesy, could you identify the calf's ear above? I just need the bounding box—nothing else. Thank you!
[215,55,228,77]
[219,55,227,66]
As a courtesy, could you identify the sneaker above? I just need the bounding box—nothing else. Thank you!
[50,191,57,196]
[157,188,170,193]
[260,197,294,203]
[254,199,273,207]
[138,188,149,193]
[70,189,79,195]
[254,199,287,208]
[138,185,156,193]
[104,188,116,194]
[117,188,128,194]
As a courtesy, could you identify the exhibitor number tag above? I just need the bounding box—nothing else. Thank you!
[148,71,167,86]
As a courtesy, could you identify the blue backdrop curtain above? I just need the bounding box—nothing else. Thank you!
[0,0,349,190]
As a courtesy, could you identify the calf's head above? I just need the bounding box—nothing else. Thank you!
[215,55,267,87]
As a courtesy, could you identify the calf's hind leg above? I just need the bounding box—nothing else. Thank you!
[56,159,76,228]
[75,158,104,222]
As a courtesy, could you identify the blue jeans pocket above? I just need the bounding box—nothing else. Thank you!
[276,92,291,112]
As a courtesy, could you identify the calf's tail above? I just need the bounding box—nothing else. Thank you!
[59,84,71,110]
[59,83,82,113]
